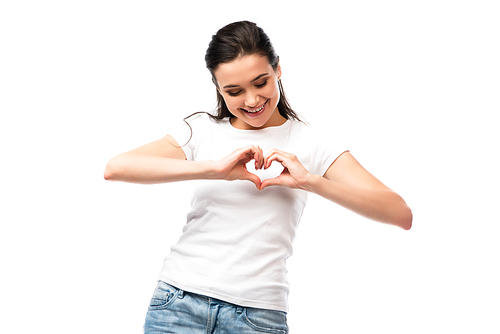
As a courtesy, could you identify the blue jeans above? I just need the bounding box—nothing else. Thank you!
[143,281,289,334]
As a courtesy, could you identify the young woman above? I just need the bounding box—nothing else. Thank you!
[105,21,412,334]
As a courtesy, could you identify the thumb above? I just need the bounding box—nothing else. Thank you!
[259,176,281,190]
[242,171,262,189]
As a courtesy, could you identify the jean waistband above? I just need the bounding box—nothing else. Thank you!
[167,282,244,312]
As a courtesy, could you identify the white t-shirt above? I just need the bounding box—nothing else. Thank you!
[159,113,344,312]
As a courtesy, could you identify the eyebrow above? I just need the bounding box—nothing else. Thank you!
[222,73,270,89]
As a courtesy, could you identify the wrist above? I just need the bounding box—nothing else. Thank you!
[301,173,322,192]
[202,160,221,180]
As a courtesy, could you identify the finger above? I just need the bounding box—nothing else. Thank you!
[233,147,251,164]
[243,145,258,157]
[251,145,263,170]
[264,152,286,169]
[236,146,258,165]
[257,146,264,169]
[260,176,281,190]
[265,148,290,159]
[264,148,292,168]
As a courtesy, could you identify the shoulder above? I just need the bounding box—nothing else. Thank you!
[287,119,347,172]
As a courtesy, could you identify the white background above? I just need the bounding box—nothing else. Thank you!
[1,1,499,333]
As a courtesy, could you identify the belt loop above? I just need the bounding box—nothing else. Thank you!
[178,289,184,299]
[236,306,243,314]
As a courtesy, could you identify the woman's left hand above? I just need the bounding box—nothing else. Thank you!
[260,149,313,190]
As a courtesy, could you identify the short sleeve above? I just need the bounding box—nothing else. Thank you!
[315,140,348,177]
[295,123,348,177]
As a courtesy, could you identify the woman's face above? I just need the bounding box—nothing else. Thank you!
[214,54,285,130]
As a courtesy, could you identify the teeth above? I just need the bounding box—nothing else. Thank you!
[245,103,265,113]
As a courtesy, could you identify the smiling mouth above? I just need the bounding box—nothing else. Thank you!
[241,100,268,114]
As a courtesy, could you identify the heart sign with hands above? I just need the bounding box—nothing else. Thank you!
[216,146,312,191]
[246,158,284,183]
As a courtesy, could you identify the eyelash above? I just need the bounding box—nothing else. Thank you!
[227,80,268,97]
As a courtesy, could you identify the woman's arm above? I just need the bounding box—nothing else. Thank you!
[104,135,212,184]
[260,150,412,230]
[104,136,264,187]
[310,152,412,230]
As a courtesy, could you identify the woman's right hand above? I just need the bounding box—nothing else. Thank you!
[213,145,264,189]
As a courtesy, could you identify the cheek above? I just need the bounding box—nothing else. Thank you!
[223,96,244,113]
[227,97,241,107]
[269,79,280,94]
[266,81,281,101]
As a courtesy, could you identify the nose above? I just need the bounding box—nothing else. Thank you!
[244,90,259,108]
